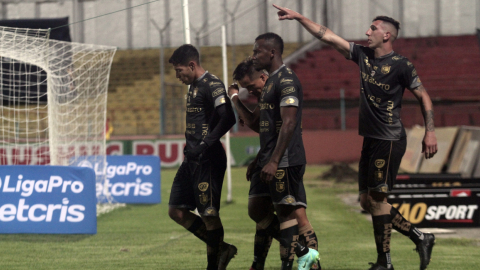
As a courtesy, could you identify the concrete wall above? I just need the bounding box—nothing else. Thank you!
[0,0,477,49]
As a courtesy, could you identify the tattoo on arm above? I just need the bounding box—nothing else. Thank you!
[426,110,435,131]
[316,25,327,39]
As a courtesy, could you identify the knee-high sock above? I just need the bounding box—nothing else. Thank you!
[372,215,392,268]
[279,220,299,270]
[252,213,280,270]
[186,216,207,243]
[390,206,424,245]
[298,223,318,251]
[206,227,224,270]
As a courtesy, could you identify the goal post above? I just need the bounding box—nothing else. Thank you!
[0,26,120,215]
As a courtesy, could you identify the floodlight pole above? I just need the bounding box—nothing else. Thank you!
[151,18,172,135]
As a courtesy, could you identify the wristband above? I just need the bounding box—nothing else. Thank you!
[230,93,239,100]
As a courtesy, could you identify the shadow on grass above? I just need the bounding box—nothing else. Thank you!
[0,234,91,243]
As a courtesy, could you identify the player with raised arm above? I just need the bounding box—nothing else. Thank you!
[228,58,321,270]
[273,4,438,270]
[167,44,237,270]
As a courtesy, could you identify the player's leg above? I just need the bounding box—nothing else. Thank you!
[248,166,280,270]
[270,166,319,270]
[168,162,208,243]
[195,153,237,270]
[295,207,320,269]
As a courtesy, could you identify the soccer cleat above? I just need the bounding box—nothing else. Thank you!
[297,248,320,270]
[415,233,435,270]
[311,257,322,270]
[217,242,237,270]
[368,262,394,270]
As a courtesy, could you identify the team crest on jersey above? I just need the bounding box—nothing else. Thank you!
[406,61,413,67]
[275,169,285,179]
[375,159,385,168]
[376,170,384,181]
[364,58,371,67]
[381,65,391,74]
[199,193,208,205]
[198,182,209,192]
[412,69,417,77]
[276,181,285,192]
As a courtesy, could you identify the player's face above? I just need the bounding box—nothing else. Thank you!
[365,20,385,49]
[252,39,272,71]
[173,63,195,85]
[238,74,265,98]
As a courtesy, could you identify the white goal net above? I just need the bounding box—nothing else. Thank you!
[0,26,121,215]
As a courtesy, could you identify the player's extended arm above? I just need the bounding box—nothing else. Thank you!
[260,106,297,182]
[273,4,350,58]
[410,85,438,159]
[228,83,260,133]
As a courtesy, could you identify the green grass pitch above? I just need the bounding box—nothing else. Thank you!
[0,165,479,269]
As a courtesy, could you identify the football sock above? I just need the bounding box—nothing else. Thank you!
[186,216,208,243]
[372,215,392,268]
[251,229,272,270]
[279,220,299,270]
[299,223,318,251]
[294,242,309,257]
[390,206,424,245]
[206,227,224,270]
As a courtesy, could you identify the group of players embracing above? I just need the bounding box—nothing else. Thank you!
[166,3,438,270]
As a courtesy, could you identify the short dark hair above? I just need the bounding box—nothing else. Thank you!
[233,58,257,82]
[255,32,284,55]
[168,44,199,66]
[373,16,401,31]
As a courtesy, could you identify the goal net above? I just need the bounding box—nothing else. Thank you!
[0,26,121,215]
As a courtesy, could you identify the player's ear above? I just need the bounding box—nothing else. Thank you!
[384,32,391,42]
[188,61,196,71]
[259,73,268,82]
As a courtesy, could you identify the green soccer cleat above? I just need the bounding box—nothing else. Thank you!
[297,248,320,270]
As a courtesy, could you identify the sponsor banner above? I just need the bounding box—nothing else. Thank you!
[75,155,160,204]
[0,137,260,168]
[0,166,96,234]
[395,174,480,189]
[389,189,480,228]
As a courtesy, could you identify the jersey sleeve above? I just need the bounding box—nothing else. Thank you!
[278,78,300,107]
[205,79,228,108]
[401,59,422,90]
[348,42,362,62]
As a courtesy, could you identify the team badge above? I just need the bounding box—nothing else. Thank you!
[284,197,295,204]
[406,61,413,67]
[276,181,285,192]
[199,193,208,205]
[376,170,384,181]
[381,65,391,74]
[192,88,198,98]
[198,182,209,192]
[412,69,417,77]
[364,58,371,67]
[205,207,216,215]
[275,169,285,179]
[278,72,282,78]
[375,159,385,169]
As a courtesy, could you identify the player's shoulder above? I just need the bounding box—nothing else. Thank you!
[391,53,415,70]
[273,66,299,83]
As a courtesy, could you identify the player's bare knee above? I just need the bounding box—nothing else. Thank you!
[168,207,184,223]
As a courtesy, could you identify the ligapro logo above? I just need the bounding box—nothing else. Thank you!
[0,175,85,222]
[95,162,154,197]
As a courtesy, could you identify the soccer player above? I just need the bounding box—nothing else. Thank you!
[167,44,237,270]
[228,58,320,270]
[273,4,438,270]
[231,33,319,270]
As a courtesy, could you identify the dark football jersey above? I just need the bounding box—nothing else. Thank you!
[185,71,229,152]
[257,65,306,168]
[349,43,422,140]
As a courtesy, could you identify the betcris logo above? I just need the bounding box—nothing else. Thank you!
[0,166,96,234]
[76,155,160,204]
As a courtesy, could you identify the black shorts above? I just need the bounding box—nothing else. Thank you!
[358,137,406,194]
[249,165,307,207]
[169,152,226,216]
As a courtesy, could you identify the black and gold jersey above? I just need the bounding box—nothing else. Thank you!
[349,43,422,140]
[185,71,231,152]
[257,65,306,168]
